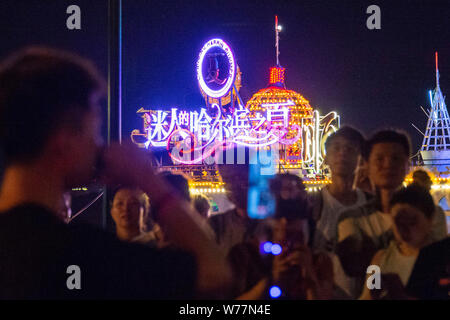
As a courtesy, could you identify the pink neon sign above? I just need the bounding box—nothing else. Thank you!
[131,101,300,163]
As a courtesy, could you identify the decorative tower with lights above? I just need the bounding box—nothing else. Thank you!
[246,66,315,168]
[246,16,334,177]
[420,52,450,177]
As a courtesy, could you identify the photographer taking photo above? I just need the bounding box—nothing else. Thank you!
[230,173,334,300]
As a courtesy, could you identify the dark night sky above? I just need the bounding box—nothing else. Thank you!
[1,0,450,153]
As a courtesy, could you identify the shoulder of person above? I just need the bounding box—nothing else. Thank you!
[420,236,450,257]
[68,222,195,270]
[69,223,196,298]
[406,237,450,299]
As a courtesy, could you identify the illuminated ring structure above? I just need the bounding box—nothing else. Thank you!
[197,39,236,99]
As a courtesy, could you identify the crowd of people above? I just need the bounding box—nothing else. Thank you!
[0,47,448,300]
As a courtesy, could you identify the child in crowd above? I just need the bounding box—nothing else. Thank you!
[359,185,436,299]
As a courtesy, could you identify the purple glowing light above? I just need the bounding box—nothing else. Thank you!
[271,244,282,255]
[197,39,236,98]
[262,241,273,254]
[269,286,282,298]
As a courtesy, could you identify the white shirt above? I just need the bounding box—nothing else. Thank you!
[313,187,366,253]
[359,240,418,299]
[312,187,367,299]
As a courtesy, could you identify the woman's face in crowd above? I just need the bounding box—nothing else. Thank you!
[391,203,432,249]
[111,189,145,230]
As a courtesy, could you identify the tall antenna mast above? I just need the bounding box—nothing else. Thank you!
[436,51,440,88]
[275,15,281,66]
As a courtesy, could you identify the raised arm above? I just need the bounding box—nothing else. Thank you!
[102,143,232,298]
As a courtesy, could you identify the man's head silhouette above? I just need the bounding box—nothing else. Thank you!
[0,47,105,189]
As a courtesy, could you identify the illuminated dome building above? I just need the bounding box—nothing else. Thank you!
[246,65,314,169]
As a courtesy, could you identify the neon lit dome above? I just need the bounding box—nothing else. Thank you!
[246,66,314,164]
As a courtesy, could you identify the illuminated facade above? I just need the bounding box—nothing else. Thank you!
[131,37,340,194]
[246,66,339,176]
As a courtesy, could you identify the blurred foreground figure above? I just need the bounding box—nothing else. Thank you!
[0,47,230,299]
[406,236,450,300]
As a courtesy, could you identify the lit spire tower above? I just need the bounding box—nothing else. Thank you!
[420,52,450,175]
[275,15,281,66]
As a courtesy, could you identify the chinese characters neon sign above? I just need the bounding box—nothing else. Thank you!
[131,101,339,172]
[131,38,340,174]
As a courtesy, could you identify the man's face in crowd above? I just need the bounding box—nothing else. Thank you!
[325,137,360,177]
[111,189,145,230]
[367,142,409,190]
[391,203,431,249]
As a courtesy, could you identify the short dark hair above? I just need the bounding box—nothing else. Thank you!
[192,194,210,218]
[325,126,365,153]
[390,185,435,219]
[111,185,150,214]
[270,173,311,221]
[362,129,411,161]
[412,169,432,182]
[0,47,105,165]
[158,171,191,202]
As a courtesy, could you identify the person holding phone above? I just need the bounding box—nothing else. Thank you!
[231,174,334,300]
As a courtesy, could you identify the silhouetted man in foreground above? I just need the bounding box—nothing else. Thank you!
[0,47,230,299]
